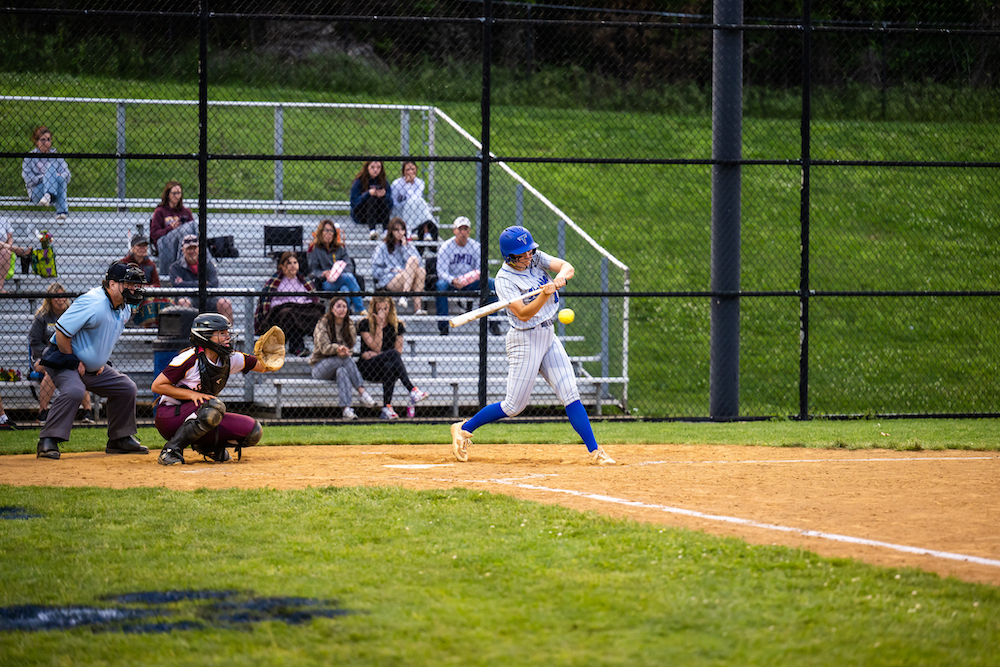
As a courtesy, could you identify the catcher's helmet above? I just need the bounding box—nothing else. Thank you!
[105,261,147,306]
[499,226,538,263]
[190,313,235,358]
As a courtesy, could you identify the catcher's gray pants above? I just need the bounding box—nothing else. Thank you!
[39,365,137,443]
[311,356,365,407]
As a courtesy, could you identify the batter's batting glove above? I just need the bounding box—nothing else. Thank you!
[254,325,286,372]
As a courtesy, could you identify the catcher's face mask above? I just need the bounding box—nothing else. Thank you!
[190,313,235,358]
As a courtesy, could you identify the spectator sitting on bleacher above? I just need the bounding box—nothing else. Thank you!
[1,213,34,294]
[122,235,160,287]
[0,395,15,430]
[306,219,365,314]
[150,181,196,274]
[435,216,500,337]
[350,160,393,241]
[121,234,167,327]
[309,296,377,420]
[21,126,70,220]
[390,161,438,242]
[29,283,94,425]
[254,251,325,357]
[170,234,234,323]
[371,217,428,316]
[357,295,429,420]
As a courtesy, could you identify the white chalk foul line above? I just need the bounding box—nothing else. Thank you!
[479,478,1000,569]
[635,456,996,466]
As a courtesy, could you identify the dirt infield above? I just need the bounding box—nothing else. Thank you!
[3,444,998,586]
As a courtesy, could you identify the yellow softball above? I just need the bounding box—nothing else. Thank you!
[558,308,575,324]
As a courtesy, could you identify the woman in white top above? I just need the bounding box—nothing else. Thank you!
[370,218,427,315]
[390,161,438,241]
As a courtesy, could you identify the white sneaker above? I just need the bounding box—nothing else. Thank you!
[380,405,399,420]
[413,308,428,316]
[38,193,51,206]
[368,229,379,240]
[590,446,616,465]
[359,389,376,407]
[342,406,357,420]
[397,296,408,309]
[451,421,472,462]
[409,387,429,405]
[55,213,67,220]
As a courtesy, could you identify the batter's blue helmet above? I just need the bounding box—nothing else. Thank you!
[499,226,539,262]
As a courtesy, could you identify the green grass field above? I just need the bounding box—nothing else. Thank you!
[2,73,997,418]
[2,419,999,665]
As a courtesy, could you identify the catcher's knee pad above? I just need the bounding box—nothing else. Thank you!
[196,397,226,429]
[240,420,262,447]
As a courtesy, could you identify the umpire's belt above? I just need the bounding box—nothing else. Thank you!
[519,318,553,331]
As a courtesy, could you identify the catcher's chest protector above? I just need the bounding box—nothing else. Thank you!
[197,352,230,396]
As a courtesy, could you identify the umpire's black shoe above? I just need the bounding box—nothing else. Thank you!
[106,435,149,455]
[37,437,61,459]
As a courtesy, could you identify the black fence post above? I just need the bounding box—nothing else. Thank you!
[710,0,743,419]
[799,0,813,420]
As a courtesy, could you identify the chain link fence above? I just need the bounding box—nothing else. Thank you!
[1,1,997,425]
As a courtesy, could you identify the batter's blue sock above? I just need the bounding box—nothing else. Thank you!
[565,400,599,452]
[464,402,507,433]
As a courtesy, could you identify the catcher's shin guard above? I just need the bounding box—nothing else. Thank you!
[233,419,262,461]
[162,397,226,456]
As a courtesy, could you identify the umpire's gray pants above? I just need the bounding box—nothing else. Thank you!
[39,365,137,443]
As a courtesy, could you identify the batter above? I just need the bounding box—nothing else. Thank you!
[450,226,615,465]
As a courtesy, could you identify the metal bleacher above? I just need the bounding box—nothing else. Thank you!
[1,98,628,423]
[0,200,627,423]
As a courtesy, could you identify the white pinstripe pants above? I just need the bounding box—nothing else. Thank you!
[500,323,580,416]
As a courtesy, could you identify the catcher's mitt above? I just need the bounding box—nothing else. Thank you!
[253,325,286,372]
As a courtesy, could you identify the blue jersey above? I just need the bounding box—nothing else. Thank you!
[495,250,561,330]
[53,286,131,372]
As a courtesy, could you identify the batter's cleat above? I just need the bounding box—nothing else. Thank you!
[589,446,616,465]
[408,387,429,405]
[106,435,149,455]
[36,437,61,459]
[359,389,377,408]
[451,421,472,462]
[380,405,399,420]
[342,406,357,420]
[157,448,184,466]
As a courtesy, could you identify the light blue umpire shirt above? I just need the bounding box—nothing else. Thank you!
[52,286,132,372]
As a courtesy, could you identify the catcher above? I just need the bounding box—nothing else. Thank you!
[153,314,285,465]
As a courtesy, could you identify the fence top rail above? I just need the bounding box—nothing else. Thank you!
[431,107,630,274]
[1,95,436,112]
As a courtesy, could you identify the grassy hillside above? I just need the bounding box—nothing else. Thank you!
[2,73,996,417]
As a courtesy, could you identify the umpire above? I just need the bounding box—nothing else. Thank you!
[36,262,149,459]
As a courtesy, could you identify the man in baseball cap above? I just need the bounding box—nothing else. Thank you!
[169,234,234,322]
[435,216,500,336]
[36,262,148,460]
